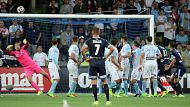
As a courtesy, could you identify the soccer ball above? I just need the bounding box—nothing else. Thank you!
[17,6,25,14]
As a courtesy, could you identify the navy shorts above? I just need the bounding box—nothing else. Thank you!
[158,65,172,78]
[88,66,107,80]
[173,67,186,79]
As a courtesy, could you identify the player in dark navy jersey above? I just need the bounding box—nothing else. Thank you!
[155,38,170,97]
[81,27,114,106]
[165,41,186,97]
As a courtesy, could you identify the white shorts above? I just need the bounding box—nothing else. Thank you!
[121,61,130,79]
[48,62,60,80]
[67,60,79,79]
[142,61,158,79]
[109,65,122,81]
[131,68,142,81]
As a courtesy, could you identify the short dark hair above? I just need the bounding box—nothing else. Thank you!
[121,36,128,42]
[169,41,176,48]
[146,36,152,43]
[133,40,140,47]
[72,36,78,42]
[155,37,161,45]
[111,38,118,46]
[52,39,58,45]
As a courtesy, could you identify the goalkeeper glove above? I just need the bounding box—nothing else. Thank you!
[6,45,13,50]
[23,39,28,44]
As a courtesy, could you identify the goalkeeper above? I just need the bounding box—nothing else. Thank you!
[6,39,51,95]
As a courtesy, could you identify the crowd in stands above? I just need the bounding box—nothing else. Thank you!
[0,0,190,67]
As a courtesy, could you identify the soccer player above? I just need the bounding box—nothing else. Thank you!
[0,76,2,96]
[81,27,114,106]
[139,36,162,97]
[119,36,131,96]
[130,40,142,97]
[67,36,80,97]
[154,38,170,97]
[165,41,186,97]
[47,40,60,97]
[109,38,123,97]
[6,39,51,95]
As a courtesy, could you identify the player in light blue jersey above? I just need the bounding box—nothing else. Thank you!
[119,36,131,96]
[67,36,81,97]
[130,41,142,97]
[139,36,162,97]
[47,40,60,97]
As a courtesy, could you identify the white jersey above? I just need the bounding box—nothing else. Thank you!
[132,48,141,69]
[104,48,111,66]
[110,46,119,68]
[33,52,48,66]
[120,43,131,64]
[48,46,59,67]
[141,44,161,63]
[68,44,79,64]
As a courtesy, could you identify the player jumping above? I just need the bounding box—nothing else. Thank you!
[165,41,186,97]
[139,36,162,97]
[47,40,60,97]
[6,39,51,95]
[81,27,114,106]
[67,36,80,97]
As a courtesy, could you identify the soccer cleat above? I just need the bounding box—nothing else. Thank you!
[153,93,158,97]
[72,93,77,97]
[123,94,128,97]
[47,92,54,97]
[141,93,148,97]
[177,94,185,98]
[36,91,43,95]
[134,94,141,97]
[106,101,111,106]
[114,94,122,98]
[50,80,54,84]
[109,89,113,96]
[92,101,99,106]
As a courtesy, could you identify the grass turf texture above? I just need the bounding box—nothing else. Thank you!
[0,94,190,107]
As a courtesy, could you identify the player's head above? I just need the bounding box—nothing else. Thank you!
[72,36,78,43]
[146,36,152,44]
[155,37,161,45]
[37,45,43,53]
[121,36,128,43]
[132,40,140,50]
[169,41,176,51]
[14,42,21,50]
[52,39,58,46]
[111,38,118,47]
[92,26,100,36]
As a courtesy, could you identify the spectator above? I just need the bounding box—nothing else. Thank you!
[9,20,23,44]
[46,0,59,14]
[24,21,42,56]
[33,45,48,67]
[101,0,114,12]
[176,42,183,54]
[171,7,179,26]
[77,27,85,38]
[125,0,138,14]
[151,2,160,22]
[156,9,167,39]
[113,0,126,14]
[14,29,24,43]
[87,0,97,13]
[6,0,16,13]
[59,0,73,14]
[179,0,187,12]
[176,29,189,45]
[161,0,172,16]
[140,39,146,48]
[78,36,84,50]
[0,2,8,13]
[73,0,87,14]
[143,0,154,9]
[60,26,74,61]
[181,42,190,67]
[164,15,177,47]
[134,0,142,13]
[0,21,9,50]
[155,0,164,7]
[49,0,58,8]
[173,0,180,15]
[179,5,190,35]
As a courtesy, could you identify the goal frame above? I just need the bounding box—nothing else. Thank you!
[0,14,154,42]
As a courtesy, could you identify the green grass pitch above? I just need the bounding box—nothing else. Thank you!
[0,94,190,107]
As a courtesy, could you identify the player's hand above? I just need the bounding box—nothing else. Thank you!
[118,65,123,71]
[85,57,90,62]
[23,39,28,44]
[77,60,82,65]
[164,65,170,70]
[6,45,13,50]
[138,66,143,72]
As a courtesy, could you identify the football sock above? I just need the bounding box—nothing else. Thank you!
[98,79,102,94]
[123,80,128,95]
[153,79,158,94]
[49,81,58,93]
[175,82,183,95]
[134,82,140,94]
[110,81,118,89]
[142,80,147,93]
[68,81,77,94]
[104,84,110,101]
[92,85,98,101]
[31,81,40,91]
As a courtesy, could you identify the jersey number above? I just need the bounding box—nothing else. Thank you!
[95,44,100,55]
[162,50,168,57]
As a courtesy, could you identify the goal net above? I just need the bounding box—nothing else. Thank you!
[0,14,154,93]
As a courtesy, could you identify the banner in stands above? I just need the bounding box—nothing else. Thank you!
[0,67,190,93]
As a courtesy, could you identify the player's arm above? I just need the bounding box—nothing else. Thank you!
[104,45,114,60]
[165,55,176,70]
[22,39,29,50]
[156,48,162,59]
[111,56,122,71]
[139,49,145,71]
[70,52,78,63]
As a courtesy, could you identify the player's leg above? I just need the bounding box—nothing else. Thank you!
[27,76,42,95]
[38,68,51,82]
[123,63,130,96]
[151,63,158,97]
[131,69,141,96]
[97,78,103,96]
[47,63,60,97]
